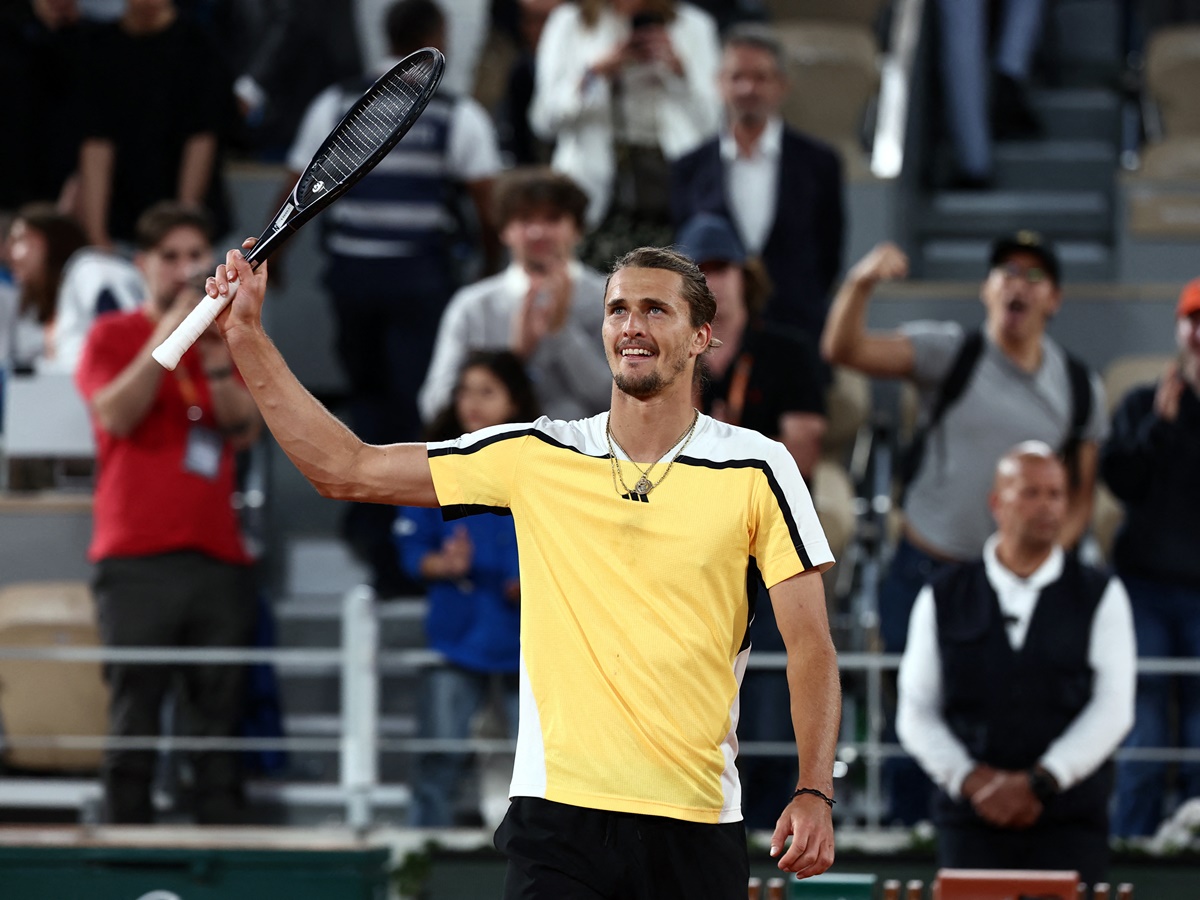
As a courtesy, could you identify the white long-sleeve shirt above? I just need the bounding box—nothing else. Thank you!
[417,262,613,424]
[897,535,1136,799]
[529,2,721,227]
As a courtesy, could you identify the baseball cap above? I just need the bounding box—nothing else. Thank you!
[1179,277,1200,318]
[989,230,1060,285]
[675,213,746,267]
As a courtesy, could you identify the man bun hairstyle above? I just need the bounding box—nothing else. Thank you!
[608,246,717,332]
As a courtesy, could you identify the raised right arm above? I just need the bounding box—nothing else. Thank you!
[820,242,916,380]
[213,243,438,507]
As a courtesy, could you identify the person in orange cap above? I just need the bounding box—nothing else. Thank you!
[1104,277,1200,837]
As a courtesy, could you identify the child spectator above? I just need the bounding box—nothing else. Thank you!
[396,350,539,827]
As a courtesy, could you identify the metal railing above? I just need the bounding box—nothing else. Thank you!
[870,0,926,179]
[1,586,1199,833]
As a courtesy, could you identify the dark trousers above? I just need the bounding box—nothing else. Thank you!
[326,254,452,447]
[94,552,257,824]
[495,797,749,900]
[327,254,451,596]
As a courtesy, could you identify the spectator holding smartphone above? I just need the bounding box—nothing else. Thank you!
[530,0,721,268]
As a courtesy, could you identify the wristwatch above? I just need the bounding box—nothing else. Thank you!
[1027,766,1060,804]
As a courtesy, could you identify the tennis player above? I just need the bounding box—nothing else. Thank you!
[207,240,840,898]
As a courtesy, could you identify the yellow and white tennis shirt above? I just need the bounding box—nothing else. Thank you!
[427,412,833,824]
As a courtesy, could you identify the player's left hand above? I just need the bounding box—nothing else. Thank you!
[769,793,835,877]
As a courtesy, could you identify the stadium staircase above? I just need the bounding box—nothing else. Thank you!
[909,0,1129,283]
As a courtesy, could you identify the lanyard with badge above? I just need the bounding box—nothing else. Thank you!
[175,366,223,481]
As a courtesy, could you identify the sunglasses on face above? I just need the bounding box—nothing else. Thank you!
[995,262,1050,285]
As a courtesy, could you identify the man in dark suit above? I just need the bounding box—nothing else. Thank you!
[670,23,844,342]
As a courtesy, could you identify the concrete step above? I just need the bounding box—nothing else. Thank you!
[991,139,1117,191]
[918,237,1114,282]
[919,188,1111,240]
[1027,87,1122,143]
[283,536,370,598]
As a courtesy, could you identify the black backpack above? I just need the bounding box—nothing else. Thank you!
[897,330,1094,493]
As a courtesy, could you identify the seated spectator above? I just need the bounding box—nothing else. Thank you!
[671,23,844,341]
[679,212,826,479]
[285,0,505,597]
[396,350,540,827]
[822,232,1107,824]
[1106,279,1200,837]
[2,204,88,371]
[419,167,611,424]
[675,210,827,830]
[898,441,1135,885]
[49,242,145,374]
[75,201,261,824]
[530,0,721,269]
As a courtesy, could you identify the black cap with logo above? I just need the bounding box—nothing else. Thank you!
[989,230,1060,285]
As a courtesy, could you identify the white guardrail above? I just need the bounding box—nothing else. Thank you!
[1,586,1198,831]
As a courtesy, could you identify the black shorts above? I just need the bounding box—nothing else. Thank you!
[494,796,749,900]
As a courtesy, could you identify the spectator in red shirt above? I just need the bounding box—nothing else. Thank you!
[75,201,261,823]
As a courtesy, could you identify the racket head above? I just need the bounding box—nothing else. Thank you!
[247,47,446,265]
[293,47,446,212]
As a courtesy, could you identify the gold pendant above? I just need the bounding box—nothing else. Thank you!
[635,476,652,495]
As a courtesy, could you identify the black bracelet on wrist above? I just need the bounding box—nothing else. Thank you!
[791,787,835,809]
[205,366,234,380]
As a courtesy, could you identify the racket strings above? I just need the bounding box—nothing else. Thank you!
[295,52,442,208]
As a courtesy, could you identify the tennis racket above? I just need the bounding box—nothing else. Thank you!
[152,47,446,370]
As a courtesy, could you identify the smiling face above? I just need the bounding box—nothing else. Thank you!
[981,249,1062,346]
[603,267,710,400]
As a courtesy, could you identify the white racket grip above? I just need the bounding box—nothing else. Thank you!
[151,281,239,370]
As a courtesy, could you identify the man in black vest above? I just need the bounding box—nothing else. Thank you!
[897,442,1135,884]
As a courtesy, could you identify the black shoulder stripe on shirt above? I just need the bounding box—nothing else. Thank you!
[427,427,605,459]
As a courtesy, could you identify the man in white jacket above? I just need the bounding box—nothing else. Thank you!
[529,0,722,229]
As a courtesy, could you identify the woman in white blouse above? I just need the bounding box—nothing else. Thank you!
[530,0,721,245]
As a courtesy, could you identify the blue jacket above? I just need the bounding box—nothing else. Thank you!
[395,506,521,673]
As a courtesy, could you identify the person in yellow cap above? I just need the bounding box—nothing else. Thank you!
[1105,277,1200,837]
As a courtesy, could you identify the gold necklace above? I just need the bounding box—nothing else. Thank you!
[605,409,699,497]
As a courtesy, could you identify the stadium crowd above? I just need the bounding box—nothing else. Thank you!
[2,0,1200,890]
